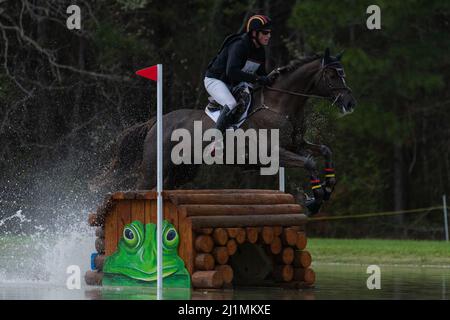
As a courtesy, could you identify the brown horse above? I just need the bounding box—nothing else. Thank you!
[90,49,356,214]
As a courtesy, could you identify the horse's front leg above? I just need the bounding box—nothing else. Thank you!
[299,141,336,201]
[279,147,324,214]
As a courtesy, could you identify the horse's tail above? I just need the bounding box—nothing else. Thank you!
[88,118,156,193]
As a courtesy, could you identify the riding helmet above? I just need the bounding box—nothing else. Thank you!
[246,15,272,33]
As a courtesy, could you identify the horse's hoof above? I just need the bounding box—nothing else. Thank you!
[305,199,322,216]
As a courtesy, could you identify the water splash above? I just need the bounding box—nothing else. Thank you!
[0,207,95,286]
[0,210,32,227]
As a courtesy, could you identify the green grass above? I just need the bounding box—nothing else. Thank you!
[308,238,450,267]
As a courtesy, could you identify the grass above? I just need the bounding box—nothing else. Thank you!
[308,238,450,267]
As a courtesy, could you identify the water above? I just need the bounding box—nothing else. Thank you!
[1,208,449,300]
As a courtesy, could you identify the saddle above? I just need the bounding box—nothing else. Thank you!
[206,84,253,126]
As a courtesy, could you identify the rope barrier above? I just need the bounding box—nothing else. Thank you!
[308,205,444,221]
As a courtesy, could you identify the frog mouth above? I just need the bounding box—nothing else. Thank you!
[107,265,180,282]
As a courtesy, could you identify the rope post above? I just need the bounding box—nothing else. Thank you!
[443,195,449,242]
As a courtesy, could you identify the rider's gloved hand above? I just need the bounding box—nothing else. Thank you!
[256,75,274,86]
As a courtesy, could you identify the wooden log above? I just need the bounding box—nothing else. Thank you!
[194,253,215,271]
[134,191,155,200]
[166,189,283,194]
[270,237,282,255]
[235,228,246,244]
[293,250,312,268]
[261,227,274,244]
[226,239,238,256]
[194,235,214,253]
[273,226,283,237]
[84,270,103,286]
[273,265,294,282]
[226,228,239,238]
[215,265,234,284]
[184,204,302,217]
[191,271,224,289]
[296,231,307,250]
[95,227,104,238]
[213,247,229,265]
[191,214,307,228]
[294,267,316,284]
[94,254,106,271]
[281,227,298,246]
[276,247,295,265]
[246,227,258,244]
[169,193,295,205]
[212,228,229,246]
[95,237,105,254]
[198,228,213,235]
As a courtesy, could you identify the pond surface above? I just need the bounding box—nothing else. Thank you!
[1,263,449,300]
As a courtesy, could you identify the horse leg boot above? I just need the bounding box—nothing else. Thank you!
[299,141,336,201]
[278,148,325,216]
[304,155,325,216]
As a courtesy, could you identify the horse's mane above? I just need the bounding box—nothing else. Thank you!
[277,54,322,74]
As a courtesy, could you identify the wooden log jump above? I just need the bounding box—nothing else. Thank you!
[84,189,313,289]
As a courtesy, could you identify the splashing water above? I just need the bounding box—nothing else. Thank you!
[0,207,95,286]
[0,210,32,227]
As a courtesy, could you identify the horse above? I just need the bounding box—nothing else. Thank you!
[89,48,356,214]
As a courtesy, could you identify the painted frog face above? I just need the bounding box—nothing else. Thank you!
[103,220,189,285]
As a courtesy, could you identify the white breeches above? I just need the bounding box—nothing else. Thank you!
[204,77,238,110]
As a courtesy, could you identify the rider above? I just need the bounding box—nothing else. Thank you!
[204,14,275,132]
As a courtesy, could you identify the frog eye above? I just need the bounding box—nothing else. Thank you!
[163,226,179,249]
[123,225,141,248]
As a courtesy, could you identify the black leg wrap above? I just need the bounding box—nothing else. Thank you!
[322,167,336,201]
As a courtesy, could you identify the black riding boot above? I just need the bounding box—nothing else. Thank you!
[215,105,232,132]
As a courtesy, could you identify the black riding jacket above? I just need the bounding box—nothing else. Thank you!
[205,33,267,86]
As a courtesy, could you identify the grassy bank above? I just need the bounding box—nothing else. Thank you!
[308,238,450,267]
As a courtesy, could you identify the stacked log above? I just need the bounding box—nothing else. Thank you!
[266,227,314,287]
[191,225,315,289]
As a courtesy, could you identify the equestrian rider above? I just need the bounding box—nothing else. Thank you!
[204,14,275,132]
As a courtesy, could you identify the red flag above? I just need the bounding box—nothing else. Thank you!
[136,65,158,81]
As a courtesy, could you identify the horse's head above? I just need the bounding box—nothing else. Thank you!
[312,48,357,115]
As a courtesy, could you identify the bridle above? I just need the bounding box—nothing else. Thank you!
[240,59,353,123]
[264,61,352,106]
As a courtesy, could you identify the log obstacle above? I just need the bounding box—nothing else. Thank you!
[85,189,314,289]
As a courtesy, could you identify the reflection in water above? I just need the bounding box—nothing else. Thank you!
[0,264,449,299]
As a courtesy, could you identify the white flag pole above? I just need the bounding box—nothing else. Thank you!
[156,64,164,299]
[279,167,285,192]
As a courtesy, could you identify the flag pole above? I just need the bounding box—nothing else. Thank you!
[156,64,163,299]
[135,64,164,299]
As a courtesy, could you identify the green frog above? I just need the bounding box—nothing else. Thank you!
[102,220,190,288]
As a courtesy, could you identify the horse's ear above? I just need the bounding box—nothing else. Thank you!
[336,50,344,60]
